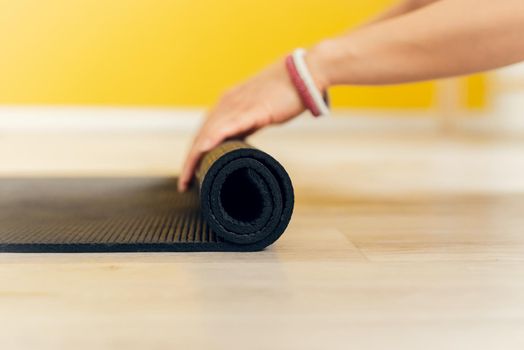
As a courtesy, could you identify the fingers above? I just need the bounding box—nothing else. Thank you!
[178,114,257,192]
[178,133,217,192]
[177,149,200,192]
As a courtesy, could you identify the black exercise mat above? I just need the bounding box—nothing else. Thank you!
[0,141,294,252]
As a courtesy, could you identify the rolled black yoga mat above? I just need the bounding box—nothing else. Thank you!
[0,141,294,252]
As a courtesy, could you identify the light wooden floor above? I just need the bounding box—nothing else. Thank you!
[1,128,524,349]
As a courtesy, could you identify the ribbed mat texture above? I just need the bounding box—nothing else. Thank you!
[0,141,294,252]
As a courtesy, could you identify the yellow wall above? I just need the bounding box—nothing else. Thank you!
[0,0,485,108]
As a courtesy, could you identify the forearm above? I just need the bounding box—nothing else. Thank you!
[309,0,524,89]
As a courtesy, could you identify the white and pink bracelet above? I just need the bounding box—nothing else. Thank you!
[285,48,330,117]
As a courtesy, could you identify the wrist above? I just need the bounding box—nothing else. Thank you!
[308,37,363,87]
[285,48,331,117]
[305,39,338,91]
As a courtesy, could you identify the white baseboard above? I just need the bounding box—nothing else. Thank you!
[0,105,521,135]
[0,106,447,134]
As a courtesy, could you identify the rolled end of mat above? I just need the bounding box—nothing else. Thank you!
[197,141,294,250]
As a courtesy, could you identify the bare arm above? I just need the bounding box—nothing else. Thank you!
[179,0,524,191]
[309,0,524,89]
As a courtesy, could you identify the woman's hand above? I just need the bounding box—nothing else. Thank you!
[178,57,325,192]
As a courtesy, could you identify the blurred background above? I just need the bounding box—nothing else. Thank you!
[0,0,492,109]
[0,0,523,183]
